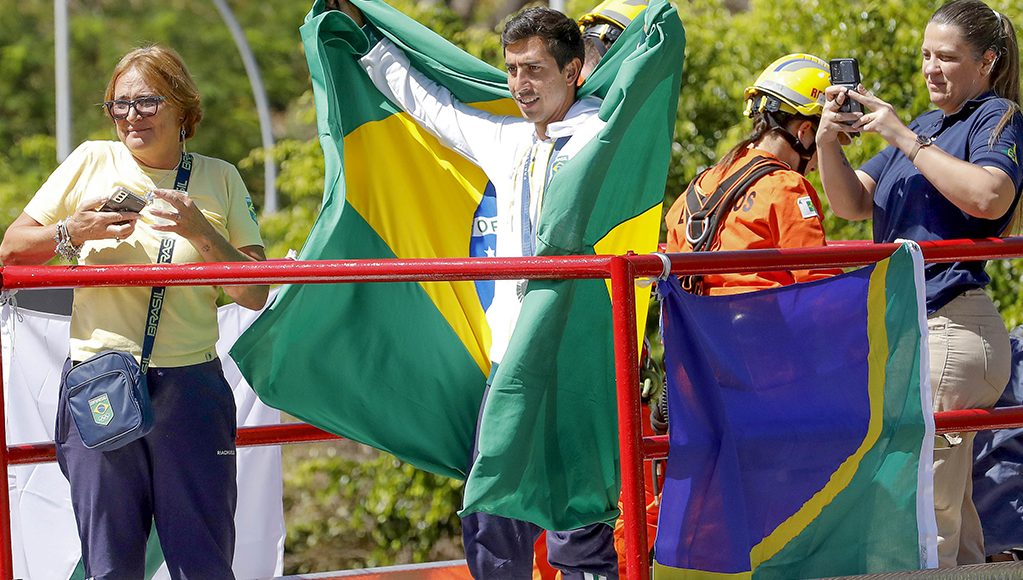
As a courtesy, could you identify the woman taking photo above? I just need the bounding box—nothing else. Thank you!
[816,0,1022,566]
[0,45,268,578]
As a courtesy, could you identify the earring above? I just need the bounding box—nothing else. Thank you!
[984,52,998,75]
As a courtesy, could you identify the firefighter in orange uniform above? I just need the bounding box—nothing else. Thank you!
[664,53,843,291]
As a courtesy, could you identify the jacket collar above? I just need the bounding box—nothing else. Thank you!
[943,90,997,122]
[545,96,602,140]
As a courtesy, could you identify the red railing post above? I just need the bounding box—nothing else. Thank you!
[0,312,15,580]
[610,255,649,580]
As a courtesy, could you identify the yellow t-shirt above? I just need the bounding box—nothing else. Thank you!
[25,141,264,367]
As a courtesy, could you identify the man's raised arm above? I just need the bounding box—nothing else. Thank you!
[324,0,518,168]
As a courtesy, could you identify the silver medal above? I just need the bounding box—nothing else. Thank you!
[516,279,528,301]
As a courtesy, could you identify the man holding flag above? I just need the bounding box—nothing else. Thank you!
[232,1,682,578]
[327,2,615,577]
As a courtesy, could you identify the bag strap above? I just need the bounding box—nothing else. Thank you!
[139,153,193,373]
[683,155,788,252]
[678,155,787,293]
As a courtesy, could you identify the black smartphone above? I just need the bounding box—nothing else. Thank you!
[829,58,864,116]
[99,187,148,213]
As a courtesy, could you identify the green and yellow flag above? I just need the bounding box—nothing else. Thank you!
[231,0,685,530]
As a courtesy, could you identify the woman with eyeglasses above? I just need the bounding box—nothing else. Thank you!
[0,45,267,579]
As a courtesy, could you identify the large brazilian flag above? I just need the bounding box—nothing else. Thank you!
[232,0,685,530]
[654,243,939,578]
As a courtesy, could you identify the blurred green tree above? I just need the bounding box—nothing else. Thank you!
[669,0,1022,325]
[283,442,464,573]
[0,0,310,227]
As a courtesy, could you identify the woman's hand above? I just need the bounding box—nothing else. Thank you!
[817,85,864,145]
[815,85,877,221]
[0,200,139,265]
[66,195,140,244]
[147,188,216,241]
[147,188,269,310]
[846,88,914,145]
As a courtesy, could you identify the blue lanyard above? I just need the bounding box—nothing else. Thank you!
[139,153,192,373]
[519,136,569,257]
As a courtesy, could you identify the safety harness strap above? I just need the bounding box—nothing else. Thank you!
[679,155,788,293]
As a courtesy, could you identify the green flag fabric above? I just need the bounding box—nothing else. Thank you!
[231,0,685,530]
[460,5,685,530]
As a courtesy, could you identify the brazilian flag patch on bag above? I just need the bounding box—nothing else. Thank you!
[89,394,114,426]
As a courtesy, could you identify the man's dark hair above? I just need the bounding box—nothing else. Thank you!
[502,7,585,70]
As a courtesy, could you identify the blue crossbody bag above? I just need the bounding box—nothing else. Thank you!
[63,154,192,451]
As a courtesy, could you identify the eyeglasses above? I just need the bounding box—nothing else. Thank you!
[102,96,166,120]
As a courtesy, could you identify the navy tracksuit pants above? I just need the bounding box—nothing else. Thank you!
[461,385,619,579]
[55,359,237,580]
[462,513,618,579]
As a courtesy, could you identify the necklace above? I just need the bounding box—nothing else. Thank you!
[144,156,182,194]
[149,169,176,192]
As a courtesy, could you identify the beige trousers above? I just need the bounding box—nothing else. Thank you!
[928,289,1010,567]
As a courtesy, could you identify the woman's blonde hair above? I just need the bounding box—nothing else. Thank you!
[103,45,203,140]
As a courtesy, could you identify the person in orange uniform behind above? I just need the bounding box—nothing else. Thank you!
[664,53,843,291]
[576,0,648,83]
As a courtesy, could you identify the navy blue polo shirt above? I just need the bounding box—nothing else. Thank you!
[861,92,1023,313]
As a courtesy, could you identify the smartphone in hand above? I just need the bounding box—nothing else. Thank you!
[829,58,864,117]
[99,187,148,214]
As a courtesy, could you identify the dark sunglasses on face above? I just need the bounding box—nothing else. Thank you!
[102,95,166,120]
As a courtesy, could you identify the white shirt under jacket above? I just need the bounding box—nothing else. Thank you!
[359,38,605,365]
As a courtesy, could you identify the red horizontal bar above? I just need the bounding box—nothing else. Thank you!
[4,237,1023,291]
[10,406,1023,466]
[5,444,53,466]
[641,406,1023,460]
[931,406,1023,434]
[7,423,343,466]
[0,256,613,290]
[236,422,342,447]
[627,237,1023,278]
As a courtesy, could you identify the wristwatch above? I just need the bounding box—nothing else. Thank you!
[908,133,934,162]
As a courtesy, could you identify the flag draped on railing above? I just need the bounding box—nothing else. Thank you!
[231,0,684,529]
[654,243,938,578]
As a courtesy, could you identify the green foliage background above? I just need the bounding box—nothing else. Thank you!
[674,0,1023,324]
[1,0,1021,574]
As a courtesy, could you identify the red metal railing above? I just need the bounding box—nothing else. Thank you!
[3,237,1023,580]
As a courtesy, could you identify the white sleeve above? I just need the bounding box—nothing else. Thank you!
[359,38,516,167]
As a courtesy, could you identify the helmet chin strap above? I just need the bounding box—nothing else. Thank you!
[766,113,816,174]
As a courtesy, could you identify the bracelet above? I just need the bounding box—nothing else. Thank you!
[53,219,82,262]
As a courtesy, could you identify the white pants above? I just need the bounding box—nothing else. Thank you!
[928,289,1010,567]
